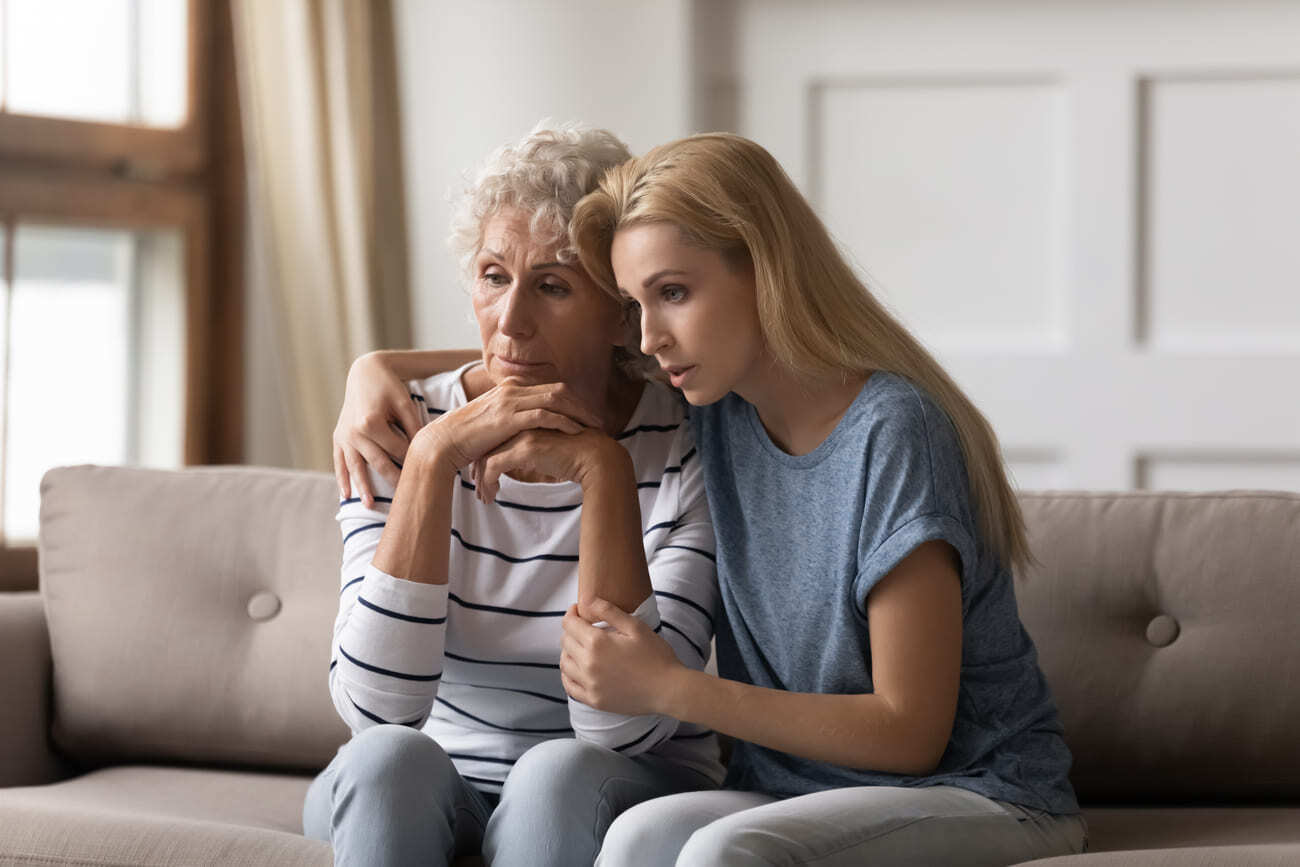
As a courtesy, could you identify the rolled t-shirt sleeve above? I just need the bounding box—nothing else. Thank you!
[850,388,979,614]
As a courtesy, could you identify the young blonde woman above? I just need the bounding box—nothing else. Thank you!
[335,133,1085,865]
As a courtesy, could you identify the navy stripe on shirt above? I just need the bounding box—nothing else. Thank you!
[660,620,704,658]
[654,590,715,629]
[340,496,393,506]
[663,447,697,475]
[343,521,386,545]
[338,645,442,682]
[643,519,680,536]
[611,725,658,754]
[450,528,579,564]
[437,697,573,734]
[350,696,422,728]
[449,592,565,618]
[340,576,364,595]
[615,423,680,441]
[445,650,560,671]
[654,543,716,563]
[447,752,517,766]
[458,478,581,513]
[358,595,446,624]
[443,679,567,705]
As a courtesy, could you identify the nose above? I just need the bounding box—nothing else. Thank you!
[498,283,533,338]
[639,306,672,357]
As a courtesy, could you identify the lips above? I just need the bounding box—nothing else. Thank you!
[495,353,546,367]
[662,364,696,388]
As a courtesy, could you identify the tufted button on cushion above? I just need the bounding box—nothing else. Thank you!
[1145,613,1180,648]
[246,592,282,622]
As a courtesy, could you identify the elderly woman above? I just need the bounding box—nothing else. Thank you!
[303,125,722,867]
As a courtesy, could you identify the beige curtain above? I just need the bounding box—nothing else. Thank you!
[233,0,411,470]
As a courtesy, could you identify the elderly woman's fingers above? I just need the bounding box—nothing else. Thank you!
[503,381,603,429]
[343,447,375,508]
[519,408,584,436]
[333,444,351,500]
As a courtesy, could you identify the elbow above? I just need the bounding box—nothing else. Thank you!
[893,739,948,776]
[858,706,953,776]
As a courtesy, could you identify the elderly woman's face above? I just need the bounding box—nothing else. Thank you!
[471,207,623,392]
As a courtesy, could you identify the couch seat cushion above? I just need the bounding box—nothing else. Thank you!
[0,766,328,866]
[1016,843,1300,866]
[1084,805,1300,851]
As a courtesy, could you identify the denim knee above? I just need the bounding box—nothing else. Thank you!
[505,738,611,796]
[677,820,767,866]
[596,799,671,866]
[337,724,450,794]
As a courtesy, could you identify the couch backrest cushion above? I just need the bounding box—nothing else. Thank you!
[1016,491,1300,802]
[39,465,349,771]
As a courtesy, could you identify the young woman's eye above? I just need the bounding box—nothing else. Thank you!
[662,284,688,303]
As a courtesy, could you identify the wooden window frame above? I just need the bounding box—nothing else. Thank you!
[0,0,242,589]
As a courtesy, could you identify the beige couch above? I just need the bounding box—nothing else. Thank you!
[1,465,1298,866]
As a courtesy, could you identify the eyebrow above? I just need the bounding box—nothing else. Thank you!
[641,268,689,289]
[478,250,572,273]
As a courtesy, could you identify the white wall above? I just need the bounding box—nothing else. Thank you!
[394,0,695,350]
[250,0,1300,492]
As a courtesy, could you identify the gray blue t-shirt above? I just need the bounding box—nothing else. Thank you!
[691,372,1078,813]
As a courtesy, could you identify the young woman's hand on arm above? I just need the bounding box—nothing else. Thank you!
[333,349,480,506]
[561,539,963,776]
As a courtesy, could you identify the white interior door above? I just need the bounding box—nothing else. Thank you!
[697,0,1300,491]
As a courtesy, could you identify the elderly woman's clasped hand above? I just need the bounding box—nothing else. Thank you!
[334,353,608,505]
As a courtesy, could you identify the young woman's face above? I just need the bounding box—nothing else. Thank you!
[471,208,623,392]
[610,222,764,405]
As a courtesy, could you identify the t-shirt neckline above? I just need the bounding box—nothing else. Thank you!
[741,372,884,469]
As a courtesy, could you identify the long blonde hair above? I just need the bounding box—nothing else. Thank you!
[571,133,1031,569]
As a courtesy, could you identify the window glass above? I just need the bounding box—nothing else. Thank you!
[2,224,185,542]
[3,0,188,127]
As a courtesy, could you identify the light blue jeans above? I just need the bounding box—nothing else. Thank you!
[596,785,1088,867]
[302,724,715,866]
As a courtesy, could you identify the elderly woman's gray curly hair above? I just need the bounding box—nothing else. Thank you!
[449,122,631,278]
[448,121,653,376]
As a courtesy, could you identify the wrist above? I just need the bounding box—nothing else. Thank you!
[659,663,702,720]
[574,436,633,491]
[406,428,462,481]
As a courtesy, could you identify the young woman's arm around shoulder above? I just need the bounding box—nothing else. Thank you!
[561,538,962,776]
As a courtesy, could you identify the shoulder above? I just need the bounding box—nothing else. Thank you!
[855,373,964,477]
[616,381,699,479]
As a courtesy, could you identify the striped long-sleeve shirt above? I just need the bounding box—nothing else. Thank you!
[329,364,724,793]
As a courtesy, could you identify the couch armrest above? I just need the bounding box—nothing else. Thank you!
[0,592,65,786]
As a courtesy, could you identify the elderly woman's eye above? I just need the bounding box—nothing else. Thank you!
[482,272,509,287]
[540,282,569,297]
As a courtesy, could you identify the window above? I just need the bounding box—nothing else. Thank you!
[0,0,240,567]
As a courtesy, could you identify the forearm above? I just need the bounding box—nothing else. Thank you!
[577,445,652,612]
[372,441,458,584]
[369,348,480,381]
[662,668,950,776]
